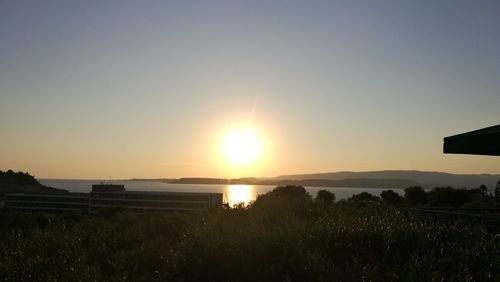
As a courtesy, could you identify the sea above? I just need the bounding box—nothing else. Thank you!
[39,179,405,207]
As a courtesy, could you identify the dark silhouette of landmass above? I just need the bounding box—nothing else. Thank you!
[173,177,261,185]
[273,170,500,188]
[162,177,418,188]
[130,170,500,189]
[129,177,262,185]
[0,170,67,194]
[129,178,176,183]
[258,178,419,188]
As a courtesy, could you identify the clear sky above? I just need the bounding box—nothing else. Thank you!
[1,1,499,179]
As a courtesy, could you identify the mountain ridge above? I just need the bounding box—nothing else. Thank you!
[129,170,500,189]
[272,170,500,188]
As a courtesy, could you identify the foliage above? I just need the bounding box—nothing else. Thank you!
[315,189,335,205]
[0,170,40,186]
[251,185,313,215]
[380,190,404,206]
[461,199,500,209]
[0,170,66,195]
[427,187,472,208]
[0,186,498,281]
[266,185,310,200]
[479,185,488,197]
[347,192,380,206]
[404,186,428,206]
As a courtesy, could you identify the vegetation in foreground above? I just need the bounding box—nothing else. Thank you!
[0,186,499,281]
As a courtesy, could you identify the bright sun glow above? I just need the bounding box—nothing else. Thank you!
[225,185,255,206]
[222,128,262,166]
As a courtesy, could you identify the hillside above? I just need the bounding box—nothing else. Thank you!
[133,170,500,189]
[0,170,67,194]
[272,170,500,188]
[257,178,419,189]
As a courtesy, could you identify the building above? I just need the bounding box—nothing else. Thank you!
[4,184,223,213]
[89,184,223,212]
[4,193,89,213]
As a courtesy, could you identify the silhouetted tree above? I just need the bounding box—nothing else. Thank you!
[404,186,427,206]
[495,181,500,197]
[316,190,335,205]
[0,170,39,186]
[380,190,404,206]
[268,185,309,199]
[348,192,380,204]
[478,185,488,197]
[253,185,312,213]
[427,187,471,208]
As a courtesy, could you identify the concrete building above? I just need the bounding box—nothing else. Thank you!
[5,184,223,213]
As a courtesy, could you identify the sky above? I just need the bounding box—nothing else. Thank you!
[1,1,500,179]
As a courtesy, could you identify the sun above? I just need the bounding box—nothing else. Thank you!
[222,128,262,166]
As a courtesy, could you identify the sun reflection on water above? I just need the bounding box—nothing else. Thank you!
[225,185,257,207]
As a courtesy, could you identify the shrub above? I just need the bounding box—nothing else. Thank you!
[348,192,380,205]
[404,186,427,206]
[0,188,497,281]
[316,189,335,205]
[381,190,404,206]
[427,187,471,208]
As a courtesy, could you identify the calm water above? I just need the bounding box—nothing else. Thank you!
[39,179,404,206]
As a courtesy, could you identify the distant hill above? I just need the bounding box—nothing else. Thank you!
[135,176,418,189]
[130,177,262,186]
[132,170,500,189]
[171,178,261,185]
[0,170,67,194]
[257,178,419,189]
[272,170,500,189]
[128,178,176,183]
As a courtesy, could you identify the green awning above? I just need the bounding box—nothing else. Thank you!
[443,124,500,156]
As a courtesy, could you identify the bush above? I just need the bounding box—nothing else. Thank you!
[427,187,471,208]
[404,186,427,206]
[251,185,313,216]
[0,188,497,281]
[266,185,309,199]
[348,192,380,205]
[381,190,404,206]
[316,189,335,205]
